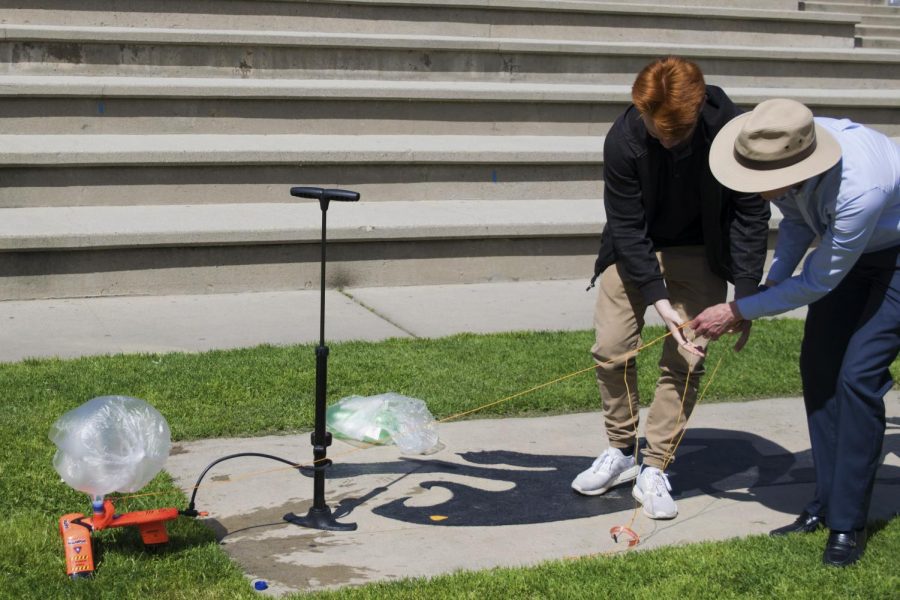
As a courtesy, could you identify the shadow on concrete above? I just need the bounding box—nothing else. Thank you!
[322,427,899,527]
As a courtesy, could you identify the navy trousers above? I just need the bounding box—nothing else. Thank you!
[800,244,900,532]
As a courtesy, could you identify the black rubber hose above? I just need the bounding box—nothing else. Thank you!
[184,452,305,515]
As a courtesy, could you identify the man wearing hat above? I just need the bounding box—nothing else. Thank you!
[692,98,900,566]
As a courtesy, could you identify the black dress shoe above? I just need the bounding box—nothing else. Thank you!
[769,511,825,536]
[823,529,867,567]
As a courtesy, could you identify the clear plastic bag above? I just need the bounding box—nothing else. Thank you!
[49,395,172,497]
[326,393,441,455]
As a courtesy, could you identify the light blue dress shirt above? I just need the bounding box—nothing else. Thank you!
[737,117,900,321]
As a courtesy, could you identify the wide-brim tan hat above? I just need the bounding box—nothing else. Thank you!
[709,98,842,193]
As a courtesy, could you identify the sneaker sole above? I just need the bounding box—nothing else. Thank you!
[571,464,639,496]
[631,484,678,519]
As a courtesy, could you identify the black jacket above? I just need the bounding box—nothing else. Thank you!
[592,85,770,305]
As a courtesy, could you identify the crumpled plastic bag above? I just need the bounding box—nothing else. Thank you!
[49,395,172,497]
[326,393,441,454]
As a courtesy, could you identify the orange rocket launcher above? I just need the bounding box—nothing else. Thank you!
[59,497,205,579]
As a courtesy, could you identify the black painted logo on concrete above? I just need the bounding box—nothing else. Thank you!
[324,427,899,527]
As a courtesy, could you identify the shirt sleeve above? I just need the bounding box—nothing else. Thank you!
[603,132,667,304]
[766,198,817,285]
[727,190,771,299]
[737,188,885,320]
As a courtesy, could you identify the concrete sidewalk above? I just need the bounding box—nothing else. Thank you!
[0,280,603,362]
[0,279,806,363]
[165,393,900,595]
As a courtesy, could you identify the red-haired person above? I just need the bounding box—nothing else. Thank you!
[573,57,770,519]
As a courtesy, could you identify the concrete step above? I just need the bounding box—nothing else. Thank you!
[800,2,900,27]
[799,1,900,49]
[0,163,601,208]
[0,200,606,251]
[0,0,804,24]
[815,0,898,5]
[0,77,625,137]
[0,200,607,300]
[854,12,900,24]
[0,133,603,207]
[4,126,900,208]
[0,198,787,301]
[858,35,900,48]
[0,133,602,166]
[0,0,857,48]
[857,23,900,36]
[4,26,898,87]
[2,76,899,138]
[581,0,799,7]
[801,0,900,15]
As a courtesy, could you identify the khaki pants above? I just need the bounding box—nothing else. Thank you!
[592,246,726,469]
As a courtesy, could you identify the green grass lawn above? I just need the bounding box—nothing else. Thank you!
[1,320,897,599]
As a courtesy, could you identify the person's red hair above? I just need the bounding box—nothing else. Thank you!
[631,57,706,140]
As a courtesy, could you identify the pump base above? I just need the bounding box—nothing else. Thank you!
[284,506,357,531]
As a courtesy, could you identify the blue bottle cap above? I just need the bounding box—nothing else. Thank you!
[253,579,268,591]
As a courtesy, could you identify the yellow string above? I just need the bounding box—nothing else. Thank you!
[613,346,728,549]
[662,353,726,472]
[621,352,641,531]
[600,317,733,551]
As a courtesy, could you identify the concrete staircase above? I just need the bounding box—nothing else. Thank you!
[800,0,900,48]
[1,0,899,300]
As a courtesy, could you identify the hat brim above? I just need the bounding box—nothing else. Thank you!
[709,113,842,193]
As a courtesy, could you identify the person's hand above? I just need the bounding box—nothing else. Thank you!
[653,299,704,357]
[691,302,742,341]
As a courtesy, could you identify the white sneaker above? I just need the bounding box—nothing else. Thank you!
[632,466,678,519]
[571,447,639,496]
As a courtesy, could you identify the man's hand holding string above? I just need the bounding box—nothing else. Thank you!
[691,301,749,351]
